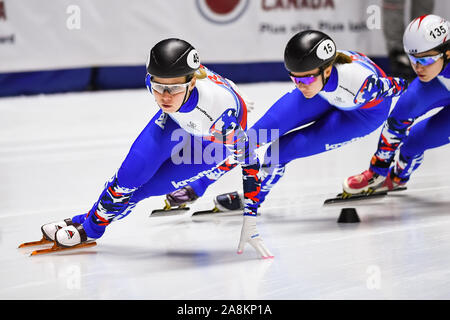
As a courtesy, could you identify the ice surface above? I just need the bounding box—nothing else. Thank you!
[0,83,449,299]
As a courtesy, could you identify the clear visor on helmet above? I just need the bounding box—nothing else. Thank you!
[150,77,192,95]
[407,52,443,66]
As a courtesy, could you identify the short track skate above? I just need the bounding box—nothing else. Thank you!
[323,186,407,205]
[18,238,97,256]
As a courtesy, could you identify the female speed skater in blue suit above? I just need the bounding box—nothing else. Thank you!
[34,38,273,259]
[165,30,409,210]
[344,14,450,194]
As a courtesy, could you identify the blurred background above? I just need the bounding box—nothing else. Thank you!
[0,0,448,97]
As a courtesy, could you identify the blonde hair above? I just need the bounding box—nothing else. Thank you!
[322,52,353,70]
[183,67,207,82]
[333,52,353,65]
[193,66,207,80]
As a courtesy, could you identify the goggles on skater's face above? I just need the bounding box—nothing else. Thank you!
[289,70,322,85]
[407,52,443,66]
[150,77,192,95]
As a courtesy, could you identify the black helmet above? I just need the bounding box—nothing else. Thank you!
[284,30,337,73]
[147,38,200,78]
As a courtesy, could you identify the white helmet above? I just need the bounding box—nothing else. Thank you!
[403,14,450,54]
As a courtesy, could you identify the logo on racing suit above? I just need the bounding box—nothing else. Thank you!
[155,112,168,129]
[195,105,214,122]
[171,165,229,189]
[325,135,367,151]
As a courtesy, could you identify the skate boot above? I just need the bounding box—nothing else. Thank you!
[18,218,75,248]
[150,186,198,216]
[214,191,244,212]
[166,185,199,207]
[380,170,407,192]
[54,223,96,248]
[343,169,387,195]
[41,218,75,241]
[343,169,406,195]
[192,191,265,216]
[191,191,245,216]
[19,219,97,255]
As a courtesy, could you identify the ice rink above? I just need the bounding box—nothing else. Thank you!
[1,82,449,300]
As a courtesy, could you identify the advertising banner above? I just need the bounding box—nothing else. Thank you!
[0,0,448,73]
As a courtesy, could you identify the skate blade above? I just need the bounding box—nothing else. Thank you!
[191,206,221,216]
[18,237,53,248]
[150,200,190,217]
[191,207,259,217]
[150,208,190,217]
[324,190,388,205]
[323,186,407,205]
[388,186,407,193]
[30,241,97,256]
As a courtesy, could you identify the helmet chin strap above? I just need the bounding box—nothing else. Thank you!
[182,87,190,104]
[321,68,326,89]
[176,76,194,112]
[441,49,450,72]
[320,66,331,89]
[175,87,191,112]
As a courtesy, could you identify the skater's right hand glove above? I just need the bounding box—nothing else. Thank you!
[237,215,274,259]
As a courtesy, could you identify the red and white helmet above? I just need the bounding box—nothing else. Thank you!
[403,15,450,54]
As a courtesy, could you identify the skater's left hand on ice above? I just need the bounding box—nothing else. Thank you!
[237,215,274,259]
